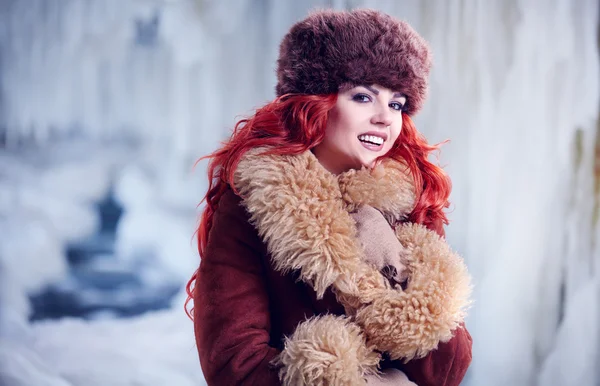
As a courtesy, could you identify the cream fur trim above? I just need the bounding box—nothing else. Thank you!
[273,315,380,386]
[234,148,472,361]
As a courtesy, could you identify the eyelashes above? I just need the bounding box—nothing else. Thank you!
[351,93,405,111]
[389,101,405,111]
[352,93,371,103]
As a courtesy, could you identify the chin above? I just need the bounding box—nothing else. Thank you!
[360,159,376,169]
[358,151,385,169]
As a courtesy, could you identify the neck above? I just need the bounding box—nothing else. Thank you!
[310,147,358,175]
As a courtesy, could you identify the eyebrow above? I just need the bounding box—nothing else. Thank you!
[363,85,405,99]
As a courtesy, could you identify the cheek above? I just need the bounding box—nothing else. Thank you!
[389,127,402,147]
[325,120,353,147]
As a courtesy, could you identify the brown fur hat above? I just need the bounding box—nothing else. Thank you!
[275,8,432,116]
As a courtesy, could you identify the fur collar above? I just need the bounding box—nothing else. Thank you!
[233,148,471,361]
[233,148,416,298]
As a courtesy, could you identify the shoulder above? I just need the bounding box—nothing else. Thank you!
[216,186,244,214]
[209,186,265,251]
[211,186,251,227]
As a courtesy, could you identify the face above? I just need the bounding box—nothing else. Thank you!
[312,84,406,174]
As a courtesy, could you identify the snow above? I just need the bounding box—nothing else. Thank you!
[0,141,204,386]
[113,163,200,282]
[0,140,204,384]
[0,299,205,386]
[0,214,67,316]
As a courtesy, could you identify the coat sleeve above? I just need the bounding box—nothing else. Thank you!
[400,325,473,386]
[193,189,281,385]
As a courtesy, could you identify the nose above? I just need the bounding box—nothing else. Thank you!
[370,104,393,127]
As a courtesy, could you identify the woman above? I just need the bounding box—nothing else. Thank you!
[187,9,472,386]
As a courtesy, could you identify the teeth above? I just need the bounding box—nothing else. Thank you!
[358,134,384,145]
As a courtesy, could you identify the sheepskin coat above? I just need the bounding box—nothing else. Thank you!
[193,149,472,386]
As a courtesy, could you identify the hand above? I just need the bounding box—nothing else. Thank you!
[365,368,418,385]
[350,205,409,287]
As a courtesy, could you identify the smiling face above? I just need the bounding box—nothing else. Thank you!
[312,85,406,174]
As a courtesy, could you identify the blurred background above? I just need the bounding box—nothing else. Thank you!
[0,0,598,385]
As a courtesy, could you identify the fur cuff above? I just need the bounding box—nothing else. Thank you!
[274,315,380,386]
[353,223,472,360]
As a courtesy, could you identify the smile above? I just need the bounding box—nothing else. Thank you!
[358,134,384,146]
[357,132,387,152]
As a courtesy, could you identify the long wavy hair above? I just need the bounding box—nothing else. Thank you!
[185,92,451,318]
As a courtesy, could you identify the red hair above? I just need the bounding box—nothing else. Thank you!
[185,93,451,318]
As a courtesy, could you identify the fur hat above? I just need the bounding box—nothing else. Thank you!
[275,9,432,116]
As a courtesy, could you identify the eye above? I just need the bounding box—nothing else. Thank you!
[352,93,372,103]
[389,101,405,111]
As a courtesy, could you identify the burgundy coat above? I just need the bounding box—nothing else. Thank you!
[193,188,472,385]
